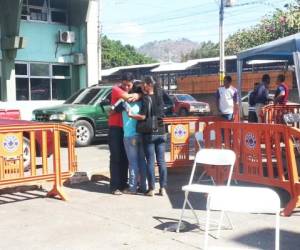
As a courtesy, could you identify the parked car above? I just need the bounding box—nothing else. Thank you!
[162,92,175,117]
[32,85,174,147]
[0,110,53,170]
[170,94,210,116]
[241,93,275,119]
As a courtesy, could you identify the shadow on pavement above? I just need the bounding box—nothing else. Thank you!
[64,174,111,194]
[0,185,47,205]
[166,166,293,211]
[153,216,199,233]
[233,229,300,250]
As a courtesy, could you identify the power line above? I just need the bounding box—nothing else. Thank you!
[105,1,215,25]
[102,0,293,45]
[104,0,289,31]
[105,13,273,36]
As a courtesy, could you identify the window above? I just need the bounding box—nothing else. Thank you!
[50,0,66,9]
[51,10,67,23]
[22,0,67,24]
[15,62,71,101]
[53,65,70,77]
[177,94,196,102]
[29,8,47,21]
[16,78,29,100]
[31,78,50,100]
[28,0,47,7]
[66,88,102,105]
[15,64,28,76]
[52,79,71,100]
[30,63,49,76]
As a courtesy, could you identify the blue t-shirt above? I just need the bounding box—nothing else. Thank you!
[122,101,142,137]
[255,83,269,104]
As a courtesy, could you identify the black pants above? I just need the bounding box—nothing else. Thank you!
[108,126,128,191]
[248,111,258,123]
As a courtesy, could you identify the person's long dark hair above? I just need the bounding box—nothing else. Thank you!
[144,76,164,117]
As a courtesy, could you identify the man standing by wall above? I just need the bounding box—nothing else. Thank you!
[216,75,238,121]
[254,74,271,122]
[274,74,289,105]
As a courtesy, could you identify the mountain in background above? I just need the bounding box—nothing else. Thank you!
[137,38,199,62]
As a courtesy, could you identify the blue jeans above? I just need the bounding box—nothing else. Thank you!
[123,135,147,192]
[221,113,233,121]
[143,134,167,190]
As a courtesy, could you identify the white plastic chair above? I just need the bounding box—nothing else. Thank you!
[176,148,236,233]
[204,186,281,250]
[194,131,217,185]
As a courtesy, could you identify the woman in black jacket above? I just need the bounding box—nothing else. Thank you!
[128,76,167,196]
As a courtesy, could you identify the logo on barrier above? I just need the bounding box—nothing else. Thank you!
[174,125,187,139]
[3,135,20,153]
[245,132,256,149]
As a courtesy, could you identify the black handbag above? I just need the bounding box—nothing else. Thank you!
[136,96,158,134]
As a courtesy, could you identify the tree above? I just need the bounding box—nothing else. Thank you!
[225,1,300,55]
[183,1,299,59]
[181,41,219,61]
[101,36,157,69]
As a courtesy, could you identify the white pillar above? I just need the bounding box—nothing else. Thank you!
[237,59,243,105]
[293,52,300,102]
[86,0,99,86]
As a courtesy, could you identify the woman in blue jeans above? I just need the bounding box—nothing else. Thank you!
[122,99,147,194]
[129,76,167,196]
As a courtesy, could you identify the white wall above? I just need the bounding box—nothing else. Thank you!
[86,0,99,86]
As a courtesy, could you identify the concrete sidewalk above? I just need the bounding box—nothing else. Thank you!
[0,143,299,250]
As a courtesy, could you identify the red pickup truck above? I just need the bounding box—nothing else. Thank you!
[0,109,53,171]
[170,94,211,116]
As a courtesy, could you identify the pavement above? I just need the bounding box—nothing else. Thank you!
[0,140,300,250]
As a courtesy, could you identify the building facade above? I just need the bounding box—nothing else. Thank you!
[0,0,99,119]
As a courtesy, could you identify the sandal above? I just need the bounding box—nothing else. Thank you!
[112,189,122,195]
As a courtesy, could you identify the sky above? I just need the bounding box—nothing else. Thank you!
[101,0,295,48]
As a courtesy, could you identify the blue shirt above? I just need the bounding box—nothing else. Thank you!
[255,83,269,104]
[122,101,142,137]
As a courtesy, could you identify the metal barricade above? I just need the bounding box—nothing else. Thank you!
[260,104,300,126]
[163,116,223,167]
[203,121,300,216]
[0,123,77,201]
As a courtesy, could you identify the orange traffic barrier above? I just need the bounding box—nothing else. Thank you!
[0,123,77,201]
[203,121,300,216]
[260,104,300,126]
[163,116,300,215]
[163,116,224,167]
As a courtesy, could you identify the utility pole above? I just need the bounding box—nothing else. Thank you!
[219,0,225,86]
[98,0,102,81]
[219,0,235,86]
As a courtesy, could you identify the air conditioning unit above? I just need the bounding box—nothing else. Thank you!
[59,30,75,44]
[73,53,85,65]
